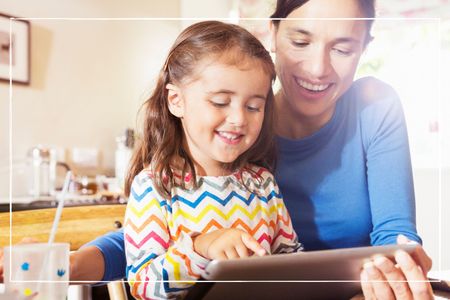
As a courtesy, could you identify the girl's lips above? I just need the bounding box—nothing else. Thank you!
[215,131,243,145]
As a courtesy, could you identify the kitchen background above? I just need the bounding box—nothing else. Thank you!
[0,0,449,271]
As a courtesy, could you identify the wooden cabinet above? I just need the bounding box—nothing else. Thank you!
[0,204,126,250]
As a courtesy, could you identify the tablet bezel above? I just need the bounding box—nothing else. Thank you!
[186,244,418,300]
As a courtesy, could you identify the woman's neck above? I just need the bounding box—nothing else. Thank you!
[275,92,336,140]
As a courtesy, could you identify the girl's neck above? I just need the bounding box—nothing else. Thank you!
[172,156,232,177]
[196,166,232,177]
[275,92,336,140]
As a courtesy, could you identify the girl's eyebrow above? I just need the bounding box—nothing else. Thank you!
[288,27,361,44]
[207,89,267,101]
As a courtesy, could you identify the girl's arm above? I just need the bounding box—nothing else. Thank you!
[124,175,210,300]
[260,170,303,254]
[271,198,303,254]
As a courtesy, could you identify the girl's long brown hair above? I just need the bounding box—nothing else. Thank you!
[125,21,277,198]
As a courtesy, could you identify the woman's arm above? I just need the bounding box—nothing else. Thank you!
[79,229,126,282]
[360,78,421,245]
[359,78,433,298]
[70,246,105,282]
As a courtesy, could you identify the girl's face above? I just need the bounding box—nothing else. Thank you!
[167,59,271,176]
[271,0,367,127]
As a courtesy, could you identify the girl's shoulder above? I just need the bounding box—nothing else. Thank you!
[132,168,154,186]
[129,168,165,200]
[241,164,274,180]
[239,164,279,195]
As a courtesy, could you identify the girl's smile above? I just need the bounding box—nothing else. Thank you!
[215,130,245,145]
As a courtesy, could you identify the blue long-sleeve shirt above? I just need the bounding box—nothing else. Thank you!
[87,77,420,282]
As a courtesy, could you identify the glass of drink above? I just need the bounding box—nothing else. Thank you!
[3,243,69,300]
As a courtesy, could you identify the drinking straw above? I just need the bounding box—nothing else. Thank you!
[35,171,72,294]
[48,171,72,244]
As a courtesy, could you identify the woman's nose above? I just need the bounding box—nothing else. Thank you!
[302,49,331,79]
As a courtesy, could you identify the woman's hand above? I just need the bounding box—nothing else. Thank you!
[193,228,266,260]
[360,235,434,299]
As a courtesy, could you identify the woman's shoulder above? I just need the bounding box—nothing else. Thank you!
[351,76,400,106]
[349,76,404,119]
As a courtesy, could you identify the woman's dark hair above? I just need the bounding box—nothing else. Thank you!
[271,0,376,45]
[124,21,277,198]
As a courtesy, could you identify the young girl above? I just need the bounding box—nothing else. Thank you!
[123,21,302,300]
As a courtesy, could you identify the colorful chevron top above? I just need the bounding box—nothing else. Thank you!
[124,165,302,300]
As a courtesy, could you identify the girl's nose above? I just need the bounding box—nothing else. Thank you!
[227,107,247,127]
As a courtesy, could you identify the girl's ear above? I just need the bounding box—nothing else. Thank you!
[269,22,278,53]
[166,83,184,118]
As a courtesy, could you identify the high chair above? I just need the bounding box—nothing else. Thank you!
[0,204,128,300]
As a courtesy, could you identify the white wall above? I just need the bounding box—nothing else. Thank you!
[414,168,450,271]
[0,0,181,192]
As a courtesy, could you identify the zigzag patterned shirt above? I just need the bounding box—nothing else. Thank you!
[124,165,302,300]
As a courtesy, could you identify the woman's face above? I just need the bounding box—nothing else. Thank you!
[271,0,367,125]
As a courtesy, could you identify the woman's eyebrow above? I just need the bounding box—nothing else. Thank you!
[287,27,361,44]
[288,28,311,36]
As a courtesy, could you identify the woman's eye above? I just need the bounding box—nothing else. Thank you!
[333,48,352,56]
[291,41,309,48]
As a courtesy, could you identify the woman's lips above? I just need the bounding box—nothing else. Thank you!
[295,78,333,100]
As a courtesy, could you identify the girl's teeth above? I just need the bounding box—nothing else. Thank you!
[218,132,239,140]
[297,79,330,92]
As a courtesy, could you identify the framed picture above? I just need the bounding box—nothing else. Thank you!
[0,13,30,85]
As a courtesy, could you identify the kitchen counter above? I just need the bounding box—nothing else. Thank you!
[0,194,127,212]
[0,203,126,250]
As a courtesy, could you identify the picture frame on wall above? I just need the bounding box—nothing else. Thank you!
[0,13,30,85]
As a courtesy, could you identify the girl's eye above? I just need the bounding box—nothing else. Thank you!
[210,100,228,107]
[246,105,261,112]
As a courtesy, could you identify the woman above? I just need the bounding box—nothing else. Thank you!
[268,0,433,298]
[2,0,434,298]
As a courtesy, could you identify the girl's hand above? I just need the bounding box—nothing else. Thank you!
[360,235,434,300]
[193,228,266,260]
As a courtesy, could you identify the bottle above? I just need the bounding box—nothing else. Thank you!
[28,145,70,198]
[115,129,134,190]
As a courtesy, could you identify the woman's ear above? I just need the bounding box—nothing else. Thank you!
[166,83,184,118]
[269,22,278,53]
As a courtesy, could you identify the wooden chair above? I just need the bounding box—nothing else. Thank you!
[0,204,128,300]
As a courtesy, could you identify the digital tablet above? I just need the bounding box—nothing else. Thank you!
[185,244,418,300]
